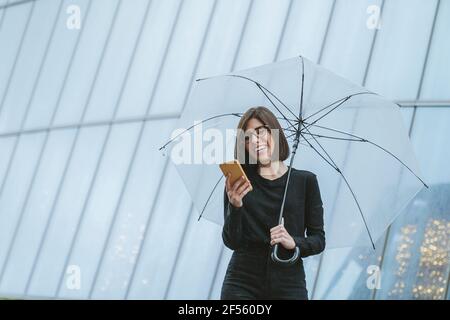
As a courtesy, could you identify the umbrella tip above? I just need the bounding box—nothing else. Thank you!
[159,145,168,157]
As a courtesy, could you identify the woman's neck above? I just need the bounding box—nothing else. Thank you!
[258,160,288,179]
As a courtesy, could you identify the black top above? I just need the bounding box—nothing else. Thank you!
[222,166,325,258]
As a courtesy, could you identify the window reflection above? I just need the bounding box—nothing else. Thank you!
[377,185,450,300]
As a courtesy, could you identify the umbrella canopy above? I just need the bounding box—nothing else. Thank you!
[159,56,427,250]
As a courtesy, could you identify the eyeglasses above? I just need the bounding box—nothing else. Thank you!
[244,125,270,144]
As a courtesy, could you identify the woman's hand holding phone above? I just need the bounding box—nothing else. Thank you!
[225,174,252,208]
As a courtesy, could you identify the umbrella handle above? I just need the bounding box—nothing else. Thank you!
[271,244,300,265]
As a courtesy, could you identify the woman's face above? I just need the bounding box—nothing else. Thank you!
[244,118,274,165]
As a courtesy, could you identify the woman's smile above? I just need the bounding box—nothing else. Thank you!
[255,144,268,155]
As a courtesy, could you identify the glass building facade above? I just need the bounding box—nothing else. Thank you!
[0,0,448,299]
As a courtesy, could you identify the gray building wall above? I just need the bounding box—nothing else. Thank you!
[0,0,448,299]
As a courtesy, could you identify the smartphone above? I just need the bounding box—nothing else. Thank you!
[220,160,253,191]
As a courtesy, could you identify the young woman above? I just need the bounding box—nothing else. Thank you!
[221,106,325,300]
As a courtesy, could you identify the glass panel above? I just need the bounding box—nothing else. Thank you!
[90,119,176,299]
[278,0,334,62]
[365,0,439,100]
[320,0,383,83]
[0,136,15,184]
[26,126,108,297]
[209,249,233,299]
[400,107,415,129]
[447,282,450,300]
[0,129,75,295]
[313,234,386,299]
[375,187,449,300]
[2,0,30,5]
[303,255,322,299]
[83,0,150,122]
[232,0,291,69]
[0,0,12,31]
[115,0,181,119]
[53,0,120,125]
[126,164,193,299]
[0,133,46,296]
[421,0,450,100]
[189,0,252,83]
[0,0,61,133]
[165,212,222,299]
[57,123,141,299]
[0,2,33,114]
[147,0,216,116]
[24,0,90,130]
[409,108,450,186]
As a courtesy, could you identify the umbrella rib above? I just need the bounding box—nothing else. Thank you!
[303,92,376,125]
[285,131,298,140]
[286,131,315,144]
[236,112,298,124]
[336,167,376,250]
[198,173,224,222]
[299,131,376,250]
[216,112,303,124]
[285,130,309,147]
[303,96,348,122]
[297,141,311,148]
[197,73,300,126]
[303,121,429,188]
[284,120,301,131]
[285,131,295,139]
[302,132,364,142]
[255,83,296,128]
[277,116,298,123]
[299,132,339,173]
[226,74,300,122]
[303,121,362,140]
[304,96,352,129]
[158,112,241,151]
[301,122,339,168]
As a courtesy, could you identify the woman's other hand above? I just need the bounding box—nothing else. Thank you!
[270,224,296,250]
[225,174,252,208]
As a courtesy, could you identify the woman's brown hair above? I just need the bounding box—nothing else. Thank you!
[234,106,290,169]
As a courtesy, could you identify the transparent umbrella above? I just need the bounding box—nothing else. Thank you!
[159,56,427,263]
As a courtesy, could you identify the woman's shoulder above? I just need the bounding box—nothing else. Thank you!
[291,167,317,179]
[290,168,320,192]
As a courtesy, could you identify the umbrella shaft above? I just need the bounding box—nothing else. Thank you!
[277,137,300,225]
